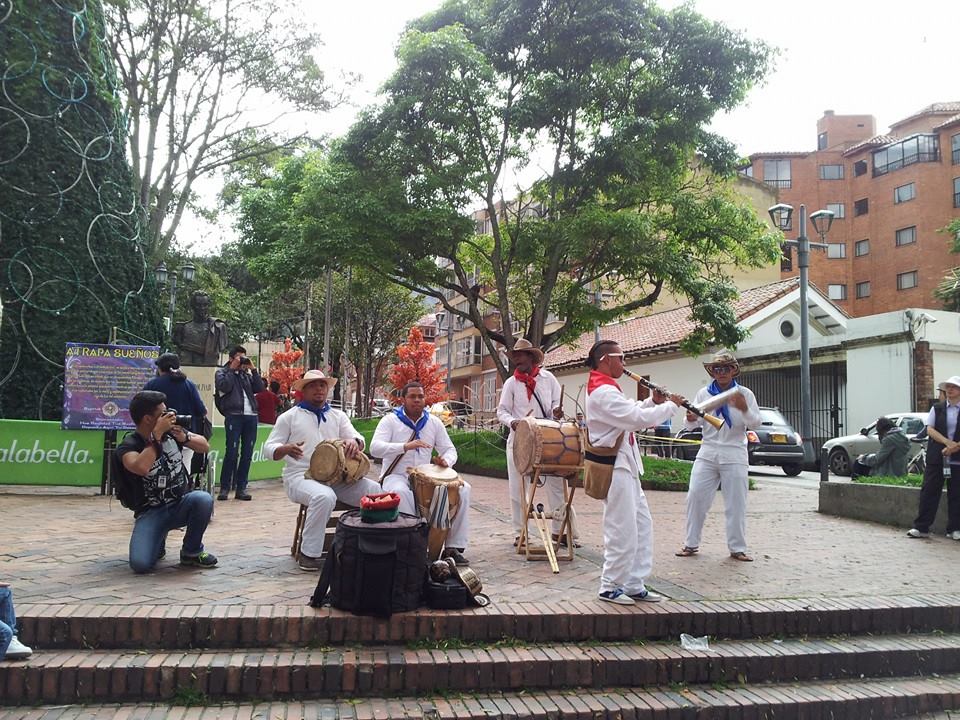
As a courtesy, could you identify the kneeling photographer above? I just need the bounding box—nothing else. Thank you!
[116,390,218,573]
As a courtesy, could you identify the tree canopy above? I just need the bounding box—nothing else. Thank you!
[237,0,782,378]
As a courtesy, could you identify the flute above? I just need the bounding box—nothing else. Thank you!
[621,369,725,430]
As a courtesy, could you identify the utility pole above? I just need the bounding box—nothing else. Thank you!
[323,267,333,369]
[303,282,312,369]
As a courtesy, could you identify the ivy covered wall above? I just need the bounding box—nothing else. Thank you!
[0,0,162,419]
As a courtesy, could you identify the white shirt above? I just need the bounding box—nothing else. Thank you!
[370,411,458,479]
[263,406,364,484]
[585,381,678,475]
[685,383,762,465]
[497,369,563,431]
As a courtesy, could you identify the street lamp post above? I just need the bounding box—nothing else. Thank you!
[154,261,196,334]
[768,203,833,468]
[436,312,453,393]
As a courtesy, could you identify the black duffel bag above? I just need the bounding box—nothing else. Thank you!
[310,510,428,617]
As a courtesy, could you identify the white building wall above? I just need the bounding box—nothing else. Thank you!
[845,343,913,431]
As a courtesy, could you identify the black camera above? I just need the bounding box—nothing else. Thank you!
[166,409,193,427]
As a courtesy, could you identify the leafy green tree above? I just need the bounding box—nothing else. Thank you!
[102,0,342,259]
[238,0,781,378]
[934,219,960,311]
[0,0,162,419]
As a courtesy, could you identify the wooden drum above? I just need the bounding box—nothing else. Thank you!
[513,417,583,477]
[306,439,370,484]
[408,463,464,561]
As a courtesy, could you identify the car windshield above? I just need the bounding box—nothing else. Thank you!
[758,408,789,426]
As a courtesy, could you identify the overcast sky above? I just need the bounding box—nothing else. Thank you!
[189,0,958,252]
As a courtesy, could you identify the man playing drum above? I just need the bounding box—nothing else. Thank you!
[371,381,472,566]
[676,351,762,562]
[264,370,380,571]
[497,338,578,548]
[585,340,684,605]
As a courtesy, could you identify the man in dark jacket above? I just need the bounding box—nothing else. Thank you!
[214,345,265,501]
[144,353,208,475]
[853,416,909,478]
[908,376,960,539]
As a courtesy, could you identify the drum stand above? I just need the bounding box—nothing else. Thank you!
[516,462,582,571]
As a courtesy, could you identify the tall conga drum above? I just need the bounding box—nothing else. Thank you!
[513,417,583,477]
[407,463,464,561]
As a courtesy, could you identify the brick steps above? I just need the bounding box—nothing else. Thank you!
[17,594,960,650]
[3,634,960,704]
[3,675,960,719]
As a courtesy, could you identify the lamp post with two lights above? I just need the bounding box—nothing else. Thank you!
[153,261,196,333]
[767,203,834,466]
[435,311,454,393]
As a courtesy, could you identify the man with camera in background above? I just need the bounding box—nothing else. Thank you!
[214,345,265,501]
[117,391,217,573]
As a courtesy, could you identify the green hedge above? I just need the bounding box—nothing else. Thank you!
[852,474,923,487]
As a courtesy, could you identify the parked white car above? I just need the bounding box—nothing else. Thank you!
[822,412,927,476]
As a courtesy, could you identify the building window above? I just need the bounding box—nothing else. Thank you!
[854,160,868,176]
[855,239,870,257]
[897,271,918,290]
[828,284,847,301]
[779,319,795,339]
[762,158,792,189]
[853,198,868,216]
[819,164,844,180]
[780,244,793,271]
[873,134,940,176]
[827,242,846,259]
[953,133,960,165]
[896,226,916,246]
[954,177,960,209]
[894,182,916,204]
[826,203,845,219]
[856,281,871,299]
[818,132,828,150]
[738,164,754,178]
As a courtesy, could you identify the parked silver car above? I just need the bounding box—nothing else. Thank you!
[822,412,927,476]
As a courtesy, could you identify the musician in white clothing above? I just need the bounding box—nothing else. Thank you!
[263,370,380,571]
[497,338,578,547]
[585,340,683,606]
[370,381,472,565]
[676,351,762,562]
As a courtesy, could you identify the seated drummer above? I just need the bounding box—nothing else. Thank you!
[370,381,472,566]
[264,369,381,571]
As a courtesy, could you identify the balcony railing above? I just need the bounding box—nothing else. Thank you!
[873,150,939,177]
[454,352,482,369]
[763,179,792,189]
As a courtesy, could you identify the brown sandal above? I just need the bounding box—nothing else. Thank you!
[730,551,754,562]
[675,546,699,557]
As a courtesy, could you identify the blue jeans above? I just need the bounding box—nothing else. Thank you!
[129,491,214,573]
[0,586,16,657]
[221,414,258,494]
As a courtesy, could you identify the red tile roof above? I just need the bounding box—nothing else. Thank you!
[842,134,899,157]
[890,101,960,129]
[544,278,801,371]
[934,113,960,131]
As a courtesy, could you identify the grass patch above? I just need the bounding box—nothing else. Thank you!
[852,474,923,487]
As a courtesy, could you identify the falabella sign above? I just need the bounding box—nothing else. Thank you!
[0,420,104,486]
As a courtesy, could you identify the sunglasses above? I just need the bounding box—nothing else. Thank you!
[600,353,625,361]
[710,364,735,374]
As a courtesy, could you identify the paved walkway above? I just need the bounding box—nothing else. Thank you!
[1,470,957,608]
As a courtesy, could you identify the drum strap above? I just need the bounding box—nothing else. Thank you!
[382,429,418,480]
[531,390,549,419]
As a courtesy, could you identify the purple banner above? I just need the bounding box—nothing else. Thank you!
[62,344,160,430]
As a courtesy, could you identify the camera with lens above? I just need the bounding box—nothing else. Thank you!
[165,409,193,428]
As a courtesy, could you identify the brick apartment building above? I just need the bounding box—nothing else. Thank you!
[740,102,960,316]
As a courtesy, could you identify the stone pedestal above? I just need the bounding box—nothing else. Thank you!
[182,365,223,425]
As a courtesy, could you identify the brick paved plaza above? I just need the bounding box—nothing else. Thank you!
[3,469,958,608]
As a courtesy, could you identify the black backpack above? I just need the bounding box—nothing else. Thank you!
[310,510,429,617]
[112,438,145,512]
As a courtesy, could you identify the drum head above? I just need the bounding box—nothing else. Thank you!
[308,441,341,483]
[408,463,459,481]
[512,416,541,476]
[343,450,370,482]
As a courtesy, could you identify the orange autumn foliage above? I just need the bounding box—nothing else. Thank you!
[388,326,449,405]
[269,338,304,395]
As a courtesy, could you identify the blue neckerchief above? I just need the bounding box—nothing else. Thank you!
[394,407,428,438]
[707,379,739,428]
[298,401,330,423]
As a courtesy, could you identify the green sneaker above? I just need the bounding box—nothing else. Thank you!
[180,550,218,568]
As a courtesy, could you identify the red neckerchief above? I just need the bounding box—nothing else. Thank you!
[587,370,621,395]
[514,365,541,400]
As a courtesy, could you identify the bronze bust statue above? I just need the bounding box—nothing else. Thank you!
[172,291,229,366]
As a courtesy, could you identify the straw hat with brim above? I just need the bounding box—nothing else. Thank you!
[703,351,740,377]
[508,338,544,365]
[291,369,338,393]
[941,376,960,390]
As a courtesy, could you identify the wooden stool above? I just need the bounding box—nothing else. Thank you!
[516,464,582,571]
[291,500,352,558]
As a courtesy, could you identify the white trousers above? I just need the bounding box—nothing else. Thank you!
[506,434,578,538]
[600,467,653,595]
[683,458,749,553]
[285,475,382,558]
[382,473,472,551]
